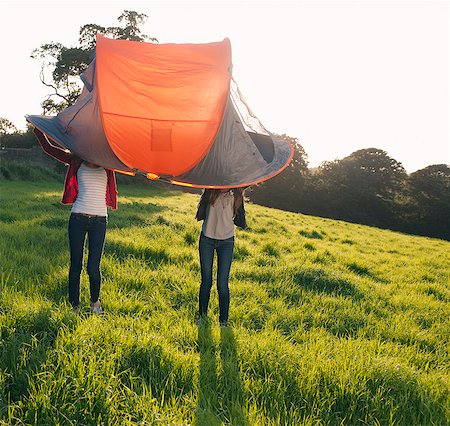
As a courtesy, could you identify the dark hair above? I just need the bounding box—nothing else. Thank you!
[207,188,244,215]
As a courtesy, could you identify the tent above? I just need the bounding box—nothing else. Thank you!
[26,34,293,188]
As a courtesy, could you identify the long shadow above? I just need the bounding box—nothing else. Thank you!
[346,262,388,283]
[107,201,168,229]
[37,273,69,306]
[117,342,195,408]
[219,327,249,425]
[195,324,221,425]
[318,367,449,425]
[104,240,170,267]
[0,306,76,421]
[195,324,249,425]
[293,269,365,301]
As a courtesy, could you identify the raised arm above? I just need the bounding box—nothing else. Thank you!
[195,189,208,221]
[33,128,73,164]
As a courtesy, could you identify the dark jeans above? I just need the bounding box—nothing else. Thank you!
[68,213,107,307]
[198,232,235,323]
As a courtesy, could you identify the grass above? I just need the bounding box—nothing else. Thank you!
[0,180,449,425]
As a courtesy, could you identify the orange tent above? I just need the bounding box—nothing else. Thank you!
[27,34,293,188]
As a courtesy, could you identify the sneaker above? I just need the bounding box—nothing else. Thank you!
[91,301,103,315]
[196,316,206,327]
[219,321,229,329]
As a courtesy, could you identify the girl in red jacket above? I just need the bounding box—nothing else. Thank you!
[34,129,117,314]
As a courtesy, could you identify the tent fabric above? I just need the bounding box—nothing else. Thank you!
[171,99,292,188]
[28,59,132,172]
[26,34,293,188]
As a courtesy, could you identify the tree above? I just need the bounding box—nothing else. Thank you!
[248,134,309,211]
[0,118,18,136]
[335,148,406,198]
[409,164,450,200]
[0,120,36,149]
[405,164,450,239]
[31,11,157,114]
[309,148,407,226]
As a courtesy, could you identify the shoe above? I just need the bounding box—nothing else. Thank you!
[219,321,228,329]
[91,300,103,315]
[196,316,206,326]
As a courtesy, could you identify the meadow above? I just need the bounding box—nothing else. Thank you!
[0,175,449,425]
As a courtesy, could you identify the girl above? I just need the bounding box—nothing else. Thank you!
[195,188,247,327]
[34,128,117,313]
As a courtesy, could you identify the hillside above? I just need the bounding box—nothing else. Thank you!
[0,180,449,425]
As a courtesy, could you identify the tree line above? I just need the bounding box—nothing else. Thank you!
[1,10,448,240]
[249,135,450,241]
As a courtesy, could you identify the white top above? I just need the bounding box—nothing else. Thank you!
[202,191,235,240]
[72,163,108,217]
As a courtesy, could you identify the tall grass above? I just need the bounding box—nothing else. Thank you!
[0,180,448,425]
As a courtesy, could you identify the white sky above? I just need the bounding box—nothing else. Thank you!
[0,0,449,172]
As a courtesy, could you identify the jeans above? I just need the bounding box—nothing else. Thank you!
[68,213,107,307]
[198,232,235,323]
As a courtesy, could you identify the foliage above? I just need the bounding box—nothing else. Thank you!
[402,164,450,238]
[311,148,407,225]
[249,145,449,240]
[0,180,449,425]
[31,11,157,114]
[320,148,406,198]
[0,117,18,136]
[249,134,309,211]
[0,125,36,149]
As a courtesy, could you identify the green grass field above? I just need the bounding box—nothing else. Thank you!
[0,180,449,425]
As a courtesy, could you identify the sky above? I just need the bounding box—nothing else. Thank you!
[0,0,448,172]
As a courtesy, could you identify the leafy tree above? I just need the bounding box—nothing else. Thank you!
[0,122,36,149]
[248,134,309,211]
[405,164,450,239]
[308,148,407,226]
[0,124,37,149]
[31,11,157,114]
[0,118,18,136]
[332,148,406,197]
[409,164,450,199]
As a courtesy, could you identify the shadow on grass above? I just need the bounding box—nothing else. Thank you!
[346,262,388,283]
[219,327,248,425]
[108,201,168,229]
[116,339,195,425]
[299,230,324,239]
[234,269,277,285]
[118,341,195,414]
[320,364,449,425]
[195,325,248,426]
[195,324,220,425]
[0,306,76,419]
[37,274,69,306]
[38,216,67,229]
[104,240,170,267]
[293,269,364,301]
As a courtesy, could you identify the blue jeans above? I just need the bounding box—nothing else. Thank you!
[68,213,107,307]
[198,232,235,323]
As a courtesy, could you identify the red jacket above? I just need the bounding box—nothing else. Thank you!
[34,129,118,209]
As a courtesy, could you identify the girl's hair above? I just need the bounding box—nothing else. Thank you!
[207,188,244,215]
